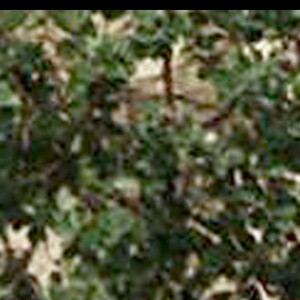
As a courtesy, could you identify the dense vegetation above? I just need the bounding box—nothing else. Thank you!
[1,10,300,300]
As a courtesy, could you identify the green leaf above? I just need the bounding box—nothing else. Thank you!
[0,10,27,30]
[0,81,15,103]
[49,10,90,32]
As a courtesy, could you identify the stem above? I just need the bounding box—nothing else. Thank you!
[162,46,173,105]
[9,66,34,153]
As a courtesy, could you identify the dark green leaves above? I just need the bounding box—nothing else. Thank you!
[0,10,300,300]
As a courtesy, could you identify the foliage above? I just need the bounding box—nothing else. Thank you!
[0,9,300,300]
